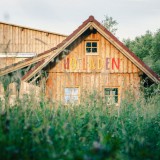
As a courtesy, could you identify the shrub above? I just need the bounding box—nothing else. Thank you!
[0,89,159,160]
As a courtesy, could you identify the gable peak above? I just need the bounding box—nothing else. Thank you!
[88,15,95,22]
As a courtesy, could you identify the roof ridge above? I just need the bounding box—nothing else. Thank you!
[88,15,95,21]
[0,21,68,37]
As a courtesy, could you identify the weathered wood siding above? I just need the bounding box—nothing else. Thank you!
[20,81,41,97]
[0,22,67,68]
[0,81,41,106]
[46,31,141,102]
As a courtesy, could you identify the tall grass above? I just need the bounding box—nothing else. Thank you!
[0,88,160,160]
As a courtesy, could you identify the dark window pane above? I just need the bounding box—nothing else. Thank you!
[92,48,97,52]
[112,88,118,95]
[86,42,91,47]
[86,48,91,53]
[104,88,110,95]
[104,88,118,104]
[92,42,97,47]
[86,42,98,54]
[115,96,118,103]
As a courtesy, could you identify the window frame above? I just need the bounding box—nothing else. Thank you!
[64,87,80,104]
[103,87,120,105]
[85,41,99,55]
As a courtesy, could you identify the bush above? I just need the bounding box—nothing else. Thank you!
[0,90,159,160]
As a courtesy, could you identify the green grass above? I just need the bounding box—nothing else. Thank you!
[0,90,160,160]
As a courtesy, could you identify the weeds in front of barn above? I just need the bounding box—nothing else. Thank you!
[0,85,160,160]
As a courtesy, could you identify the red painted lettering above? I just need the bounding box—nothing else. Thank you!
[112,58,120,70]
[64,58,69,69]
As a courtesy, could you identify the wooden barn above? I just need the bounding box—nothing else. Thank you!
[0,21,67,68]
[0,16,159,105]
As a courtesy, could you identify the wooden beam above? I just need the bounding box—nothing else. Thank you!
[30,73,41,84]
[0,51,52,76]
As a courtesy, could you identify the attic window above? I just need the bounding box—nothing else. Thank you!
[85,41,98,55]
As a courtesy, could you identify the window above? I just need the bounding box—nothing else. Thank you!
[104,88,119,105]
[64,87,79,104]
[85,41,98,54]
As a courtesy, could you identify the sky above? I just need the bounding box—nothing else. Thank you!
[0,0,160,40]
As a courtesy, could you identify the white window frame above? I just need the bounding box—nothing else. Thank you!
[64,87,80,104]
[104,87,120,105]
[85,41,98,55]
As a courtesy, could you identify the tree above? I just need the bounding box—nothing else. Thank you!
[124,31,153,59]
[151,29,160,74]
[102,15,118,35]
[152,29,160,61]
[123,29,160,75]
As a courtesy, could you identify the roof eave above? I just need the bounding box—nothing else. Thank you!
[22,22,93,81]
[91,22,159,84]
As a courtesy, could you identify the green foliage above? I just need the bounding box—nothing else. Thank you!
[124,31,153,59]
[102,15,118,35]
[0,89,160,160]
[123,29,160,75]
[152,29,160,61]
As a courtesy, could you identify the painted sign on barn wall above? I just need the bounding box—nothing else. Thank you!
[64,57,120,71]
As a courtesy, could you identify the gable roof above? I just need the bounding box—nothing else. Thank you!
[0,16,159,83]
[22,16,159,83]
[0,48,56,76]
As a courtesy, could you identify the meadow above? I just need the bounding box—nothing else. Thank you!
[0,86,160,160]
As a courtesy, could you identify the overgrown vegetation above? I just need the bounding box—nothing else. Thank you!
[0,86,159,160]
